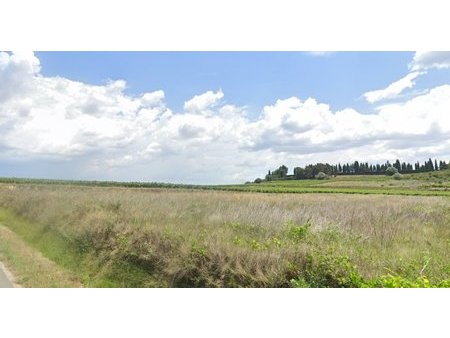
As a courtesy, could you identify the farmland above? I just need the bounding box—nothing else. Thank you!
[225,169,450,196]
[2,168,450,196]
[0,170,449,288]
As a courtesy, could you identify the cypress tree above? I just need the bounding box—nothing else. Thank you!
[428,158,434,171]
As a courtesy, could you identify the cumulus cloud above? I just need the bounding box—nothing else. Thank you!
[1,51,450,184]
[0,52,170,160]
[0,51,40,102]
[410,51,450,70]
[183,90,224,113]
[363,71,424,103]
[251,86,450,157]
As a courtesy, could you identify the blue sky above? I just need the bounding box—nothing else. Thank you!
[36,51,417,114]
[1,51,450,183]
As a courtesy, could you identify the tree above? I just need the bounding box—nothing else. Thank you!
[294,167,306,180]
[428,158,434,171]
[278,165,288,178]
[259,158,448,184]
[401,162,407,172]
[272,165,288,178]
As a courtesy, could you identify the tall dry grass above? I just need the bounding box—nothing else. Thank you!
[0,183,448,287]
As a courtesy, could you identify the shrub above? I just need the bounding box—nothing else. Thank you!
[392,172,403,180]
[254,178,263,183]
[290,254,365,288]
[315,172,328,180]
[285,219,312,241]
[367,275,450,288]
[385,166,399,176]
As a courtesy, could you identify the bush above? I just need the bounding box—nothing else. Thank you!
[315,172,328,180]
[367,275,450,288]
[385,166,399,176]
[254,178,262,183]
[392,172,403,180]
[290,253,365,288]
[285,219,312,241]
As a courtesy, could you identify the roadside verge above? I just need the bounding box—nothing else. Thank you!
[0,224,82,288]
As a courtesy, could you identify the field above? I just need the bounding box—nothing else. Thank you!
[0,171,449,287]
[2,169,450,196]
[223,170,450,196]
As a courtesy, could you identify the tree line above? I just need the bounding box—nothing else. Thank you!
[263,158,449,181]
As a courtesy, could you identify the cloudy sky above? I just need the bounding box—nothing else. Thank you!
[0,51,449,184]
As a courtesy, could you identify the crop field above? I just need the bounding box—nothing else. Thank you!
[2,169,450,197]
[220,170,450,196]
[0,172,449,288]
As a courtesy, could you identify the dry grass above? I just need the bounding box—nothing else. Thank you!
[0,183,448,287]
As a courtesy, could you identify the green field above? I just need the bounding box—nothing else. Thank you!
[0,171,449,287]
[2,169,450,196]
[220,170,450,196]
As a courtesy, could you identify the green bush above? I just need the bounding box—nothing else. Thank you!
[290,254,365,288]
[385,166,399,176]
[367,275,450,288]
[284,220,312,241]
[392,172,403,180]
[315,172,328,180]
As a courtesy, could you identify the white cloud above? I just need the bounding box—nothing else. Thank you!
[246,86,450,169]
[183,90,224,113]
[411,51,450,70]
[0,51,40,102]
[141,90,165,106]
[1,51,450,184]
[363,71,424,103]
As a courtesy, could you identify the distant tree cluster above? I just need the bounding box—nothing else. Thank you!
[263,158,449,181]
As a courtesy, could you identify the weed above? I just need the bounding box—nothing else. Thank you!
[191,242,208,259]
[250,239,261,250]
[368,274,450,288]
[285,219,312,241]
[292,253,366,288]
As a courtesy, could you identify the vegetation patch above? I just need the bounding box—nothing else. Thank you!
[0,183,449,287]
[0,216,81,287]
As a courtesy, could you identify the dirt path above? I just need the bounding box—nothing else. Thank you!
[0,261,14,288]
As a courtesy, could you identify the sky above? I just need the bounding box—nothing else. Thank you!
[1,51,450,184]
